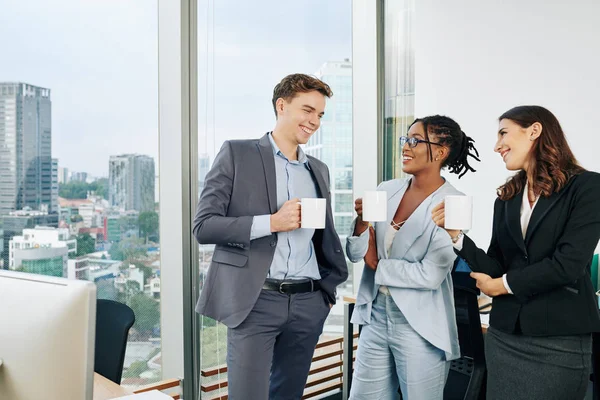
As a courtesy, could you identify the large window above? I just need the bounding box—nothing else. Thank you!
[0,1,161,390]
[197,0,352,397]
[382,0,416,180]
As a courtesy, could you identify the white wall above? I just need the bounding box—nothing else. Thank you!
[415,0,600,248]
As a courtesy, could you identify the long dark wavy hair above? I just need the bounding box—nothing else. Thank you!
[497,105,585,200]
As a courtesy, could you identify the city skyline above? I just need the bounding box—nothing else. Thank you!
[1,0,351,177]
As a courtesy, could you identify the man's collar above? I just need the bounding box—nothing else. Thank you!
[268,132,310,167]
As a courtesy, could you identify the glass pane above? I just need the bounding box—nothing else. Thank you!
[198,1,352,398]
[0,1,161,391]
[383,0,416,180]
[334,193,354,213]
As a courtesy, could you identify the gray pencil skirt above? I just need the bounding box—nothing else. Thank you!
[485,326,592,400]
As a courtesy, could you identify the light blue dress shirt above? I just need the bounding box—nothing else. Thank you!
[250,133,321,281]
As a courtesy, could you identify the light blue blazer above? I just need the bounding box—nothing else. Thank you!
[347,178,462,361]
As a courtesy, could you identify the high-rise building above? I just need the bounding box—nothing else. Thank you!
[0,83,55,215]
[70,171,88,182]
[305,60,354,239]
[108,154,155,212]
[51,158,59,214]
[58,166,70,184]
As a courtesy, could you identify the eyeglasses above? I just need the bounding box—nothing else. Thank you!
[399,136,444,148]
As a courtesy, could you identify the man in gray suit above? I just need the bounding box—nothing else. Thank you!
[193,73,348,400]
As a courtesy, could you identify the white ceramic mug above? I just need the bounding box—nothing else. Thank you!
[300,198,326,229]
[362,191,387,222]
[444,195,473,230]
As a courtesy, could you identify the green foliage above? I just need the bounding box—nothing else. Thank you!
[128,292,160,333]
[123,360,148,378]
[59,178,108,199]
[130,261,154,283]
[200,320,227,368]
[76,233,96,256]
[109,238,147,261]
[138,211,159,243]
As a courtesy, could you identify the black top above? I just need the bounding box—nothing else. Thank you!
[458,171,600,336]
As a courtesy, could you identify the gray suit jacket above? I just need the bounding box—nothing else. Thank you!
[193,133,348,328]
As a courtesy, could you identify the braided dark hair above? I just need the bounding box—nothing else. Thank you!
[409,115,480,178]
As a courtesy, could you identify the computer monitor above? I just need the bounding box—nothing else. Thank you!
[0,270,96,400]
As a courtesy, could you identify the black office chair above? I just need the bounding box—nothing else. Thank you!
[444,267,487,400]
[94,299,136,384]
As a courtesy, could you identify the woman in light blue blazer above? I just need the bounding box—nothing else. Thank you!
[347,115,480,399]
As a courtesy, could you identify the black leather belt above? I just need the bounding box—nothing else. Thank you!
[262,279,321,294]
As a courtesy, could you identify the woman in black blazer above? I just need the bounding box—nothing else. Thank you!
[432,105,600,400]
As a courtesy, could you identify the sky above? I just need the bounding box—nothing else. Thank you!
[199,0,352,159]
[0,0,352,177]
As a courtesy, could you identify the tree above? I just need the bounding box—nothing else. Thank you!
[131,261,154,283]
[70,214,83,223]
[123,360,148,378]
[109,238,147,261]
[91,178,108,199]
[58,179,108,200]
[119,280,141,305]
[128,292,160,334]
[59,181,89,199]
[200,322,227,367]
[76,233,96,256]
[138,211,159,244]
[109,242,124,261]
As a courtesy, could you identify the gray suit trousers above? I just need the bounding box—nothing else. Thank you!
[226,289,331,400]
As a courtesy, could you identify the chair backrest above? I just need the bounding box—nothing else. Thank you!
[452,272,485,366]
[95,299,136,384]
[445,266,487,400]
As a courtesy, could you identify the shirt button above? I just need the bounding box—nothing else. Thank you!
[270,241,277,247]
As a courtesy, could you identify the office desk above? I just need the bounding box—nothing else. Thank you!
[94,372,132,399]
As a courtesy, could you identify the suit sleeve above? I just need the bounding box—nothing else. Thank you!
[345,181,386,263]
[506,175,600,302]
[345,218,370,262]
[192,141,254,247]
[457,198,506,278]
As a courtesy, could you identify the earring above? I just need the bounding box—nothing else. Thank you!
[530,137,535,141]
[435,157,439,161]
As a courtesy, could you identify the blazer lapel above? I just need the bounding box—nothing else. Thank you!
[257,133,278,214]
[504,192,527,254]
[524,188,566,244]
[373,180,407,258]
[307,160,329,200]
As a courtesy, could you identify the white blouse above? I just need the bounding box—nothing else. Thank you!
[379,224,400,295]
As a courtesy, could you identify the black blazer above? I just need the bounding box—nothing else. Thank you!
[459,171,600,336]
